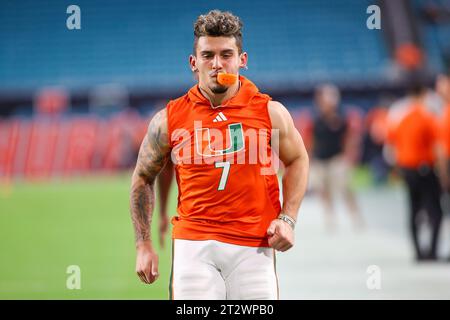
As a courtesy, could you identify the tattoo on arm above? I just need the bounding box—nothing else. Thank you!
[130,109,170,243]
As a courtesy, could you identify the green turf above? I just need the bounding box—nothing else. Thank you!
[0,166,385,299]
[0,172,177,299]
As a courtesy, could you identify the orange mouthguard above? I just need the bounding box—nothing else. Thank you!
[217,72,238,86]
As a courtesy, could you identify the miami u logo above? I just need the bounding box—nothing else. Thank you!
[195,123,245,157]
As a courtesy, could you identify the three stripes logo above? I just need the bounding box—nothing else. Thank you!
[213,112,228,123]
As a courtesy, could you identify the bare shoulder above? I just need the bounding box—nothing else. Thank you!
[134,108,170,180]
[268,100,293,134]
[147,108,169,146]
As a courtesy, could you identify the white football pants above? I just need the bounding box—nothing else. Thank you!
[169,239,279,300]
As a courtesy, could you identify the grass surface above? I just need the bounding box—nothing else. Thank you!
[0,172,177,299]
[0,166,382,299]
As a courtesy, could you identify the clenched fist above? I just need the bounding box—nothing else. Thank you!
[267,219,295,252]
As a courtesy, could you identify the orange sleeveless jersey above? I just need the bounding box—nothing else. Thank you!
[166,76,281,247]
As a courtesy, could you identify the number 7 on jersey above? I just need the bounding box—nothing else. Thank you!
[215,161,231,191]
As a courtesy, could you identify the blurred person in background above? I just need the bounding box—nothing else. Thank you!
[386,83,445,261]
[310,84,364,231]
[361,104,391,185]
[435,73,450,193]
[435,72,450,261]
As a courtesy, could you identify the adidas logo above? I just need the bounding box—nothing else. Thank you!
[213,112,228,122]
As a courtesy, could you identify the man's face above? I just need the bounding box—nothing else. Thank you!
[190,36,247,94]
[315,87,340,114]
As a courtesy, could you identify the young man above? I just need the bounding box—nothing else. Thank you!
[386,84,444,261]
[129,10,309,299]
[310,84,363,231]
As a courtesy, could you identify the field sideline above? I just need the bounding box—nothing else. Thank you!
[0,172,176,299]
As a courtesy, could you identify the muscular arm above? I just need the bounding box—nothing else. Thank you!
[269,101,309,221]
[130,108,170,283]
[267,101,309,251]
[130,108,170,243]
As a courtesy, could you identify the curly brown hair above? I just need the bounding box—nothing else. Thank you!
[193,10,243,55]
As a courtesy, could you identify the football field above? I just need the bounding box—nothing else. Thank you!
[0,173,175,299]
[2,171,450,299]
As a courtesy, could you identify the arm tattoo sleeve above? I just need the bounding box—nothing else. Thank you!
[130,109,170,243]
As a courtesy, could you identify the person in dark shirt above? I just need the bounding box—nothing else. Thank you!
[311,84,364,231]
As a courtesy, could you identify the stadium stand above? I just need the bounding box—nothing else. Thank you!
[0,0,389,92]
[1,0,449,178]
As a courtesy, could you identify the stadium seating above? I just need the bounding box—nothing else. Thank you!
[412,0,450,74]
[0,0,389,92]
[0,112,147,178]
